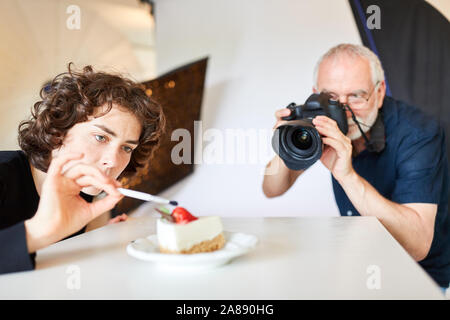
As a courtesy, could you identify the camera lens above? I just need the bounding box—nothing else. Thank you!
[272,120,323,171]
[291,128,312,150]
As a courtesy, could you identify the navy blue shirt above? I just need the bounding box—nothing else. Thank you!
[332,96,450,288]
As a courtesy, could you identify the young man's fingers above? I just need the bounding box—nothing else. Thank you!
[65,164,110,185]
[108,216,121,224]
[65,164,122,197]
[74,174,123,198]
[89,195,125,220]
[107,214,128,225]
[47,153,84,177]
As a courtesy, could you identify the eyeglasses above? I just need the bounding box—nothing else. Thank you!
[323,81,380,109]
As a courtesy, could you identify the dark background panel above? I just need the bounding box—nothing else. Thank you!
[113,57,208,215]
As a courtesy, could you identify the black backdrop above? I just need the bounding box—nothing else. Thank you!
[349,0,450,204]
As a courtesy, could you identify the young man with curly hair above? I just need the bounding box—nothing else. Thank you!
[0,64,165,274]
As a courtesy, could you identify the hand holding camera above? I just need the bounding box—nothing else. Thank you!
[272,92,355,182]
[273,108,292,130]
[312,115,354,182]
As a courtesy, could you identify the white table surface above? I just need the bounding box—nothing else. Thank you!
[0,216,444,299]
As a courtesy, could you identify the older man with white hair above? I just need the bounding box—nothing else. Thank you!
[263,43,449,295]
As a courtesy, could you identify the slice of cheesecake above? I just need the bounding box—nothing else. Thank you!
[157,216,225,254]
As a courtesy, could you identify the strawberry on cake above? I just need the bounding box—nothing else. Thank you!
[155,207,225,254]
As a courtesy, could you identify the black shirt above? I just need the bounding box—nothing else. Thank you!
[332,96,450,288]
[0,150,92,275]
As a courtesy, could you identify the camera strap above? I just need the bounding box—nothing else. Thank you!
[345,104,376,152]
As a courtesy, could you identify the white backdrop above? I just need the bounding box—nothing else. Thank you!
[132,0,365,218]
[0,0,155,150]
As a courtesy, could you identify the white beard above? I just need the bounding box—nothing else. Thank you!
[346,99,379,141]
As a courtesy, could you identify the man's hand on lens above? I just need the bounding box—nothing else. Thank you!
[312,116,355,182]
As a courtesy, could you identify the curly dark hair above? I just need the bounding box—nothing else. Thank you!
[18,63,165,182]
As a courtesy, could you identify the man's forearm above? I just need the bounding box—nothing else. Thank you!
[337,170,432,261]
[263,156,303,197]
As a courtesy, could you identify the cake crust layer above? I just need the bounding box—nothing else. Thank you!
[159,233,225,254]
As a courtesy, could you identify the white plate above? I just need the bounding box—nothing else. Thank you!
[127,231,258,271]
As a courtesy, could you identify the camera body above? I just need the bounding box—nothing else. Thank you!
[272,92,348,170]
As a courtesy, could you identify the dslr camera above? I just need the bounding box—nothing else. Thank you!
[272,92,348,170]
